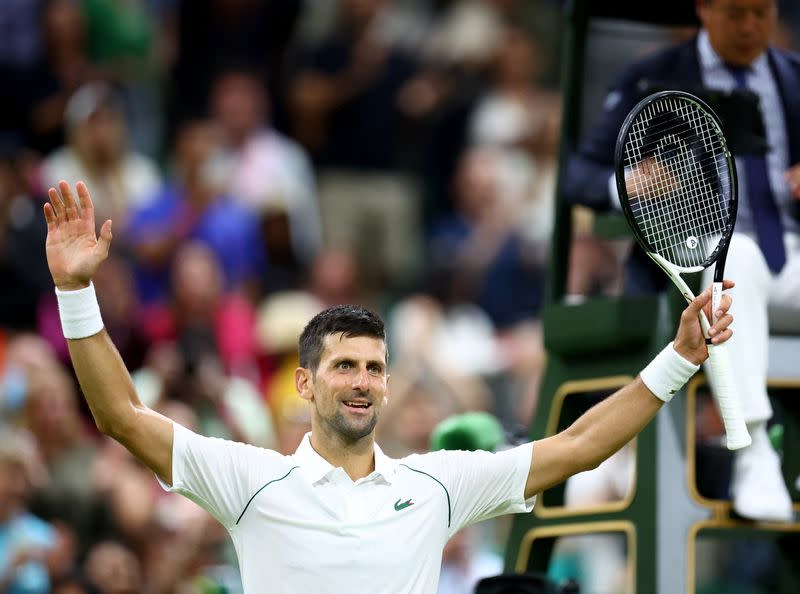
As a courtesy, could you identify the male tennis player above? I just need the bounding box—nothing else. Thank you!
[44,180,734,594]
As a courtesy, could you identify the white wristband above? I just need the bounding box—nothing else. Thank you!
[639,341,700,403]
[55,282,104,340]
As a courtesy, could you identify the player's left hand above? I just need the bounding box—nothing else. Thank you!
[673,280,734,365]
[785,164,800,199]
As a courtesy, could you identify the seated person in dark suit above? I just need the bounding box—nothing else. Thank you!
[564,0,800,522]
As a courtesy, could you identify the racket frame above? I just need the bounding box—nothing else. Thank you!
[614,90,751,450]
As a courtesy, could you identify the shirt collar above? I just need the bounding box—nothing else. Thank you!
[697,29,769,77]
[293,433,397,485]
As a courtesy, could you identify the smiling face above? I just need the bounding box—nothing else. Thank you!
[697,0,776,67]
[297,333,388,445]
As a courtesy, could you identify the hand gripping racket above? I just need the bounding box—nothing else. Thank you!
[615,90,751,450]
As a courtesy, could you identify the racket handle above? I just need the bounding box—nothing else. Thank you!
[706,343,751,450]
[711,281,723,324]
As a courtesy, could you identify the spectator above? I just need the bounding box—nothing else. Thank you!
[427,147,545,329]
[0,0,43,70]
[38,82,162,228]
[91,253,149,371]
[23,361,106,554]
[307,248,365,308]
[0,0,44,140]
[437,525,503,594]
[89,438,157,545]
[80,0,162,156]
[136,242,274,446]
[125,119,265,305]
[22,0,99,156]
[50,572,101,594]
[83,541,142,594]
[0,427,55,594]
[171,0,302,127]
[0,146,52,332]
[210,67,322,290]
[289,0,422,288]
[469,24,560,249]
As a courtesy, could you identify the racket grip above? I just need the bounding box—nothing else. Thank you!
[711,281,723,324]
[706,343,751,450]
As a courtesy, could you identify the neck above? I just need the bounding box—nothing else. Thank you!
[310,425,376,481]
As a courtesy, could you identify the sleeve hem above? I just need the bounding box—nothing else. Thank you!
[518,442,536,512]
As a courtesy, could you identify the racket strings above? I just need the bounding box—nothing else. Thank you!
[624,97,733,268]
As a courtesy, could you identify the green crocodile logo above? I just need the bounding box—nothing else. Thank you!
[394,498,415,511]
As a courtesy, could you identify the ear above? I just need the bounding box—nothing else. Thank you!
[383,373,391,407]
[295,367,314,402]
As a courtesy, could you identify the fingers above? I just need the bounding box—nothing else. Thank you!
[48,186,66,220]
[43,202,57,229]
[700,290,733,327]
[58,180,79,221]
[46,181,95,228]
[687,287,712,315]
[709,326,733,344]
[97,219,113,257]
[76,181,94,221]
[714,293,732,317]
[708,312,733,343]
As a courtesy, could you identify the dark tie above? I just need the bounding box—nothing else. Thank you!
[727,65,786,272]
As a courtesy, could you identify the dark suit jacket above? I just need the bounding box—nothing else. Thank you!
[564,36,800,292]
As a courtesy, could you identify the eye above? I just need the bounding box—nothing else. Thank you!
[337,361,353,370]
[368,363,383,374]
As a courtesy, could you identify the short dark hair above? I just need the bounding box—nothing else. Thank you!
[299,305,386,372]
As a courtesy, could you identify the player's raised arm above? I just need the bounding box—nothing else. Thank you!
[523,283,734,499]
[44,180,174,484]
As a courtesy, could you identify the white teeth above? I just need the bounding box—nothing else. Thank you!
[344,401,369,408]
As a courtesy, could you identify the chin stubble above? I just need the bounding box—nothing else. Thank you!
[329,409,378,442]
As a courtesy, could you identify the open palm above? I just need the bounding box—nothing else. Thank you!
[44,181,113,290]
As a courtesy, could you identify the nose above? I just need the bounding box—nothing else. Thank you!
[739,9,762,35]
[352,367,370,391]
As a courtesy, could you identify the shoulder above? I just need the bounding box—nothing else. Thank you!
[770,45,800,63]
[769,45,800,72]
[122,154,163,203]
[40,147,79,179]
[618,39,696,82]
[256,130,312,164]
[397,449,480,474]
[175,422,287,466]
[125,153,162,184]
[13,513,56,545]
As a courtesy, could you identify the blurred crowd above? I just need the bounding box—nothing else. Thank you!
[0,0,564,592]
[5,0,800,593]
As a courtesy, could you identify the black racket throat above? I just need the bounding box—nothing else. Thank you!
[614,90,738,272]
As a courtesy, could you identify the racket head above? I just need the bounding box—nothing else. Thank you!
[615,90,738,273]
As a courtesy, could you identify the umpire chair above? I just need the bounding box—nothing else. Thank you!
[503,1,800,592]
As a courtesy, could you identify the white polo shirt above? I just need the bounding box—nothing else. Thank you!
[161,423,535,594]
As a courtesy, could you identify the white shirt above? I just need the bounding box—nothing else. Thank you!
[40,147,162,226]
[696,30,797,235]
[161,423,535,594]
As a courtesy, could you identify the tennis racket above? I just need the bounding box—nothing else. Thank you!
[615,90,751,450]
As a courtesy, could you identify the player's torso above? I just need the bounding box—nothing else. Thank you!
[231,464,451,593]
